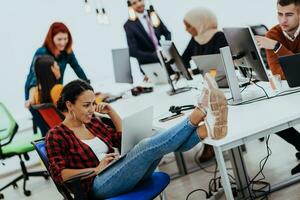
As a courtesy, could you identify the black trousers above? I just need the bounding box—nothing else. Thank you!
[276,127,300,151]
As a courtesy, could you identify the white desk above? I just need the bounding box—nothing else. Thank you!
[105,77,203,119]
[95,77,300,199]
[153,81,300,199]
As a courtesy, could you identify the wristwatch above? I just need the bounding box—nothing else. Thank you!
[273,42,281,52]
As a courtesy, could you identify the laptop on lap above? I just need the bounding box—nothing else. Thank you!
[97,106,153,174]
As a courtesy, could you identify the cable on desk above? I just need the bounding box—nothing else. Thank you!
[253,82,270,99]
[240,83,249,93]
[226,71,252,101]
[275,88,300,97]
[228,95,268,106]
[227,69,300,105]
[190,86,201,91]
[226,66,300,105]
[227,75,300,106]
[229,87,300,106]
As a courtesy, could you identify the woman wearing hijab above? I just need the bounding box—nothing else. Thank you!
[182,7,228,162]
[182,7,228,70]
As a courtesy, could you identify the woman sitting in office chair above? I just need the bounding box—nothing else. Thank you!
[27,55,63,106]
[28,55,109,107]
[182,7,228,72]
[45,77,228,199]
[182,7,228,162]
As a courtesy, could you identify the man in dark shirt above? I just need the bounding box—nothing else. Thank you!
[124,0,171,78]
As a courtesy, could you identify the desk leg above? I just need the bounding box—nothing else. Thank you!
[214,146,234,200]
[174,152,187,175]
[228,147,251,199]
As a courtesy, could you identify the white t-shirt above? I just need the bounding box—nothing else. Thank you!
[82,137,109,161]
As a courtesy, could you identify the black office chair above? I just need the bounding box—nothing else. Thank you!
[250,24,269,69]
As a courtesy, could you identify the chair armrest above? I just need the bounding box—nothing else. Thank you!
[63,170,94,200]
[64,170,94,184]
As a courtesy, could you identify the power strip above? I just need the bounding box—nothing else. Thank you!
[207,188,224,200]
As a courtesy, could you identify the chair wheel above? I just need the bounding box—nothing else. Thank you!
[24,190,31,196]
[0,193,4,199]
[13,183,18,189]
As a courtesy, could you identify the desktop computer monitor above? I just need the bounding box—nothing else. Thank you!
[112,48,133,84]
[223,27,269,81]
[160,41,193,81]
[157,49,192,95]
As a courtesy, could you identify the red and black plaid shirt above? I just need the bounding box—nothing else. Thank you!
[45,117,121,193]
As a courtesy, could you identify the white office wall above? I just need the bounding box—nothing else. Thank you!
[0,0,277,121]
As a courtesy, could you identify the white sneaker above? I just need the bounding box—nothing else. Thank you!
[201,73,228,140]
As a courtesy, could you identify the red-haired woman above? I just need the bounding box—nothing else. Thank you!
[25,22,89,107]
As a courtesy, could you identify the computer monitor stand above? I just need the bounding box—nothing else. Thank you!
[165,65,192,96]
[167,83,192,96]
[220,46,266,105]
[157,50,192,96]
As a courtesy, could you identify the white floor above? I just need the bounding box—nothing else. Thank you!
[2,130,300,199]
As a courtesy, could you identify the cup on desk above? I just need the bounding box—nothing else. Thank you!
[209,68,217,78]
[269,74,282,93]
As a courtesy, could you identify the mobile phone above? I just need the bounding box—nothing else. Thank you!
[104,96,122,103]
[159,113,184,122]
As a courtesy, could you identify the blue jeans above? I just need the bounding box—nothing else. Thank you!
[90,117,201,199]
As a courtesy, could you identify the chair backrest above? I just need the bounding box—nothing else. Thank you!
[250,24,269,69]
[112,48,133,84]
[0,103,19,157]
[30,104,64,136]
[32,139,73,200]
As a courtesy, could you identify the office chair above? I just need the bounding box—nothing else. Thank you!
[0,102,49,199]
[30,103,65,136]
[32,139,170,200]
[250,24,269,69]
[31,103,118,133]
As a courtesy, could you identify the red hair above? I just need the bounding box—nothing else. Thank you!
[43,22,73,57]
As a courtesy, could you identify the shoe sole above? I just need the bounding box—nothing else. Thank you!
[204,74,228,140]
